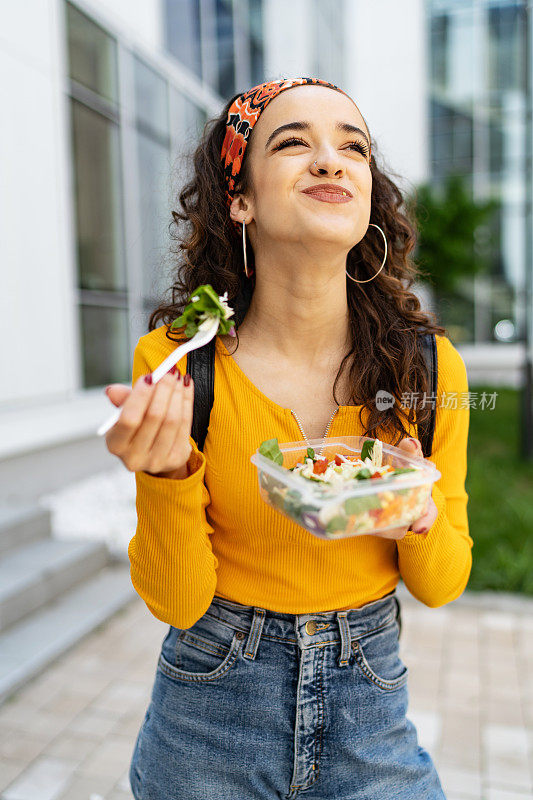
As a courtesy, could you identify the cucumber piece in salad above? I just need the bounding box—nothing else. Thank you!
[325,515,348,535]
[344,494,382,515]
[390,467,417,476]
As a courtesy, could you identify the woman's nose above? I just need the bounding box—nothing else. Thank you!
[310,150,345,177]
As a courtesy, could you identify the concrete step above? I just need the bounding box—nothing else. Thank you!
[0,538,109,632]
[0,563,136,704]
[0,505,51,557]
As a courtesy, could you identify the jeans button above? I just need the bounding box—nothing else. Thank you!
[305,620,318,635]
[236,631,245,640]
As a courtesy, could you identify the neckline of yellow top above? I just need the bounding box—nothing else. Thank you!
[215,336,362,419]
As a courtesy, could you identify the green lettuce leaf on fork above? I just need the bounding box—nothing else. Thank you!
[170,284,236,338]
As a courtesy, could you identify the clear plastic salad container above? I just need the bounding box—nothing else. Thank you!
[250,436,441,540]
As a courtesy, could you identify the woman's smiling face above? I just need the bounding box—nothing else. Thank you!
[230,84,372,249]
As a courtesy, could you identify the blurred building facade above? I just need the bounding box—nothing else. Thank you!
[0,0,529,502]
[428,0,526,349]
[1,0,220,500]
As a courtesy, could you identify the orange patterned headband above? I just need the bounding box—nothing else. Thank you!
[220,77,370,216]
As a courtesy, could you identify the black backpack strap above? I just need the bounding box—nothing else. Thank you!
[418,332,438,458]
[187,337,216,452]
[184,282,253,453]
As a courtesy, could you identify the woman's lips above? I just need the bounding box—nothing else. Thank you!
[301,189,353,204]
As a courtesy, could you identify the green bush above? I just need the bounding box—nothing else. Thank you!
[465,385,533,595]
[406,174,499,295]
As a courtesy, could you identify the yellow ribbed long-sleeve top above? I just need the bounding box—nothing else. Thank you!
[127,326,472,629]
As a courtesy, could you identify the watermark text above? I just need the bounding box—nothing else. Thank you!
[375,390,498,411]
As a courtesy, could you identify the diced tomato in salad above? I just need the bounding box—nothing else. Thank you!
[313,458,329,475]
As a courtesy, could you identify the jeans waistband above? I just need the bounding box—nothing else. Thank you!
[202,591,400,668]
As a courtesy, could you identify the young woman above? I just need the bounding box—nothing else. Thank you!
[105,77,471,799]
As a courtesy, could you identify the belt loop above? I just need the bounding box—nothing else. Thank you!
[242,607,266,661]
[336,611,351,667]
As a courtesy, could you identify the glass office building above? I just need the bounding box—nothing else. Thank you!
[428,0,526,345]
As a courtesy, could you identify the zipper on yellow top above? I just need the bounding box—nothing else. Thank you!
[290,406,339,456]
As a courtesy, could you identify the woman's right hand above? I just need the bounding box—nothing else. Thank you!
[104,367,194,477]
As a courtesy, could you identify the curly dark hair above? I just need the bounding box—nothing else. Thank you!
[149,90,447,446]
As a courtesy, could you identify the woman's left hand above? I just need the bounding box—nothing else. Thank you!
[370,437,438,541]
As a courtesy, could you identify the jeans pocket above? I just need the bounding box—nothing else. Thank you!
[158,616,245,683]
[351,618,408,692]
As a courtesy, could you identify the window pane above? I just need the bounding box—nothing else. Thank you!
[488,4,525,93]
[250,38,264,86]
[249,0,263,39]
[486,99,525,177]
[249,0,264,85]
[164,0,202,79]
[488,116,505,174]
[134,57,169,137]
[431,14,449,89]
[136,132,172,301]
[79,305,130,386]
[429,2,476,103]
[66,2,118,104]
[430,99,473,175]
[452,115,473,166]
[71,101,126,291]
[216,0,235,96]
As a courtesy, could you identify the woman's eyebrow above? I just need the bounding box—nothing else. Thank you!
[265,121,370,150]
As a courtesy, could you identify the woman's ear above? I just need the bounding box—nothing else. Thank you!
[229,197,240,224]
[229,193,253,225]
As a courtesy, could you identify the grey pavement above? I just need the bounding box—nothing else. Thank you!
[0,586,532,800]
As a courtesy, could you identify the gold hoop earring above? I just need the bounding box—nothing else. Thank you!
[346,223,388,284]
[242,220,253,278]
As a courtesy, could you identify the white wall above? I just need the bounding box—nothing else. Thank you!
[343,0,429,192]
[263,0,314,80]
[0,0,79,408]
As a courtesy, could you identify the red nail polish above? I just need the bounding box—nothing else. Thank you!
[176,368,181,380]
[184,373,191,386]
[144,374,153,385]
[168,365,177,375]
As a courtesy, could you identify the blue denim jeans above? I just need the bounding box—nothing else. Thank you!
[129,591,446,799]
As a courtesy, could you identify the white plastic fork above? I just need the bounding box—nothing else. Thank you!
[96,316,220,437]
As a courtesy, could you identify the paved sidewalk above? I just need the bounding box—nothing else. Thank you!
[0,587,532,800]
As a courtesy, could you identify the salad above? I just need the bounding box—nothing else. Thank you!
[170,284,236,337]
[259,437,422,490]
[253,436,433,539]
